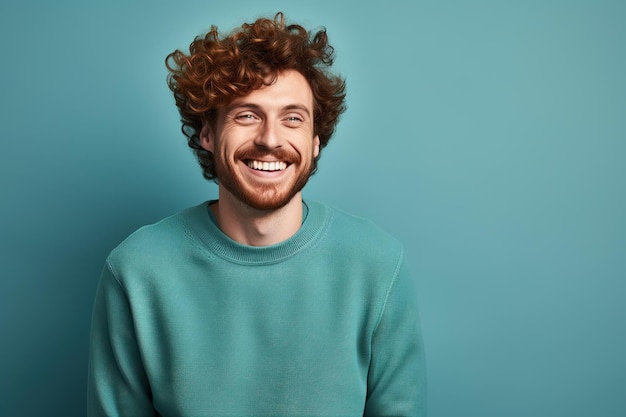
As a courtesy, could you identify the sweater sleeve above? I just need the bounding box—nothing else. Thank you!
[87,262,157,417]
[363,253,428,417]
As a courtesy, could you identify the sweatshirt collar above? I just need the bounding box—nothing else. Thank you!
[188,199,331,265]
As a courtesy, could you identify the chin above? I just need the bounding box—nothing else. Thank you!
[236,187,301,211]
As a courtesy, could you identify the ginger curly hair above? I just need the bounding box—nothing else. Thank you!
[165,12,347,181]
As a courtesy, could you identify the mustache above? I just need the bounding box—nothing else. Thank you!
[235,146,301,164]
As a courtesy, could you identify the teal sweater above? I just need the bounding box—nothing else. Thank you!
[88,200,426,416]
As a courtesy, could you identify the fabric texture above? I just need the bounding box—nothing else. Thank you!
[88,200,427,416]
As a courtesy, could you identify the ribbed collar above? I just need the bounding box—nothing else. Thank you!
[185,199,332,265]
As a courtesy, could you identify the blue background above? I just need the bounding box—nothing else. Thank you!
[1,1,624,416]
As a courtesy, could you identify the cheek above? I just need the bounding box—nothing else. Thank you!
[217,142,236,160]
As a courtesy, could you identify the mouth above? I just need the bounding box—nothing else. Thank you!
[245,160,289,172]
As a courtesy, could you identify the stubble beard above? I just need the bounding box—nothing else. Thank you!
[214,146,315,211]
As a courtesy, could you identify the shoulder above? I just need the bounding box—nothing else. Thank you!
[308,200,405,267]
[105,202,208,273]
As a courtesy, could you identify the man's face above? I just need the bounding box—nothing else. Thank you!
[201,70,320,211]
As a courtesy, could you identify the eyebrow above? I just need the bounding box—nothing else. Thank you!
[226,102,312,118]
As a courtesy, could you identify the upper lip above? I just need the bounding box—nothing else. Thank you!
[245,158,285,162]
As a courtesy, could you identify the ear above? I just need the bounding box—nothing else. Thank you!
[199,123,214,153]
[313,135,320,158]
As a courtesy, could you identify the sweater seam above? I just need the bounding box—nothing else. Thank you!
[105,257,127,293]
[101,256,155,400]
[372,244,404,338]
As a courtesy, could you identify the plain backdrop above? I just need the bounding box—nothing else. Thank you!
[1,1,624,416]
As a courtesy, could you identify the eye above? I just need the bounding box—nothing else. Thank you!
[234,112,259,124]
[284,114,305,126]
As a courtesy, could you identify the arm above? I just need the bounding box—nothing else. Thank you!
[364,255,427,416]
[87,262,157,417]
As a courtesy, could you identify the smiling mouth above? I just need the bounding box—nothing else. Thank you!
[246,160,288,172]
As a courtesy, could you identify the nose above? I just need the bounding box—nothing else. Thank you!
[254,120,282,150]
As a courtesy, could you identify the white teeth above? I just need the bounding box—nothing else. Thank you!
[247,160,287,171]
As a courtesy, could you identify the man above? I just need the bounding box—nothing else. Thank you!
[88,12,426,416]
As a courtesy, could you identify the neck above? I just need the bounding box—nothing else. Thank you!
[211,187,304,247]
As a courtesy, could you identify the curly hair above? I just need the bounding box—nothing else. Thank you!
[165,12,347,182]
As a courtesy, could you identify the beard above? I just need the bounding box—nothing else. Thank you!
[214,145,315,211]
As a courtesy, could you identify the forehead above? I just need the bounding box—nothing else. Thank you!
[227,70,314,111]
